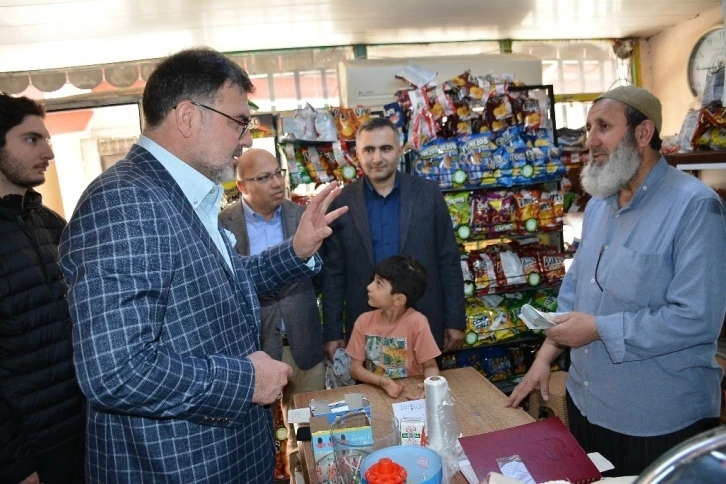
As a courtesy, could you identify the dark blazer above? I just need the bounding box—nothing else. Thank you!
[321,173,466,348]
[60,144,317,483]
[219,199,323,370]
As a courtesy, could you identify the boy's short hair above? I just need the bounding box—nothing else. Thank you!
[374,255,428,308]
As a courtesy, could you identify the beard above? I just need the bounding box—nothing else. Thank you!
[188,121,240,184]
[0,148,45,189]
[581,130,642,198]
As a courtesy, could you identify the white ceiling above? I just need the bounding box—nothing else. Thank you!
[0,0,721,72]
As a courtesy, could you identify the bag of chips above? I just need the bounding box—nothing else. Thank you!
[445,191,471,232]
[458,133,494,186]
[513,189,541,233]
[300,146,332,184]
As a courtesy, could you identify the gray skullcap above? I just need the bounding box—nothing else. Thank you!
[595,85,662,133]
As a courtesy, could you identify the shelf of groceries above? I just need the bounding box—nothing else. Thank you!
[276,66,569,393]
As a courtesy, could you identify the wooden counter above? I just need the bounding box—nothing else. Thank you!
[292,367,534,484]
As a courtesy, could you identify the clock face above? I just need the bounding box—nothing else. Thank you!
[688,27,724,97]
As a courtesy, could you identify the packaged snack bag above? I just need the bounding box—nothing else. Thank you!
[513,189,541,233]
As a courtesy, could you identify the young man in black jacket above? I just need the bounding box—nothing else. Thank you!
[0,93,84,484]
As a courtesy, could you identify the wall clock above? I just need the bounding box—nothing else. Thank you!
[688,26,724,97]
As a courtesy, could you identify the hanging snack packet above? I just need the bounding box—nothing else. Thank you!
[408,107,438,151]
[383,102,405,130]
[444,70,473,94]
[396,87,429,119]
[522,98,542,129]
[445,191,472,237]
[455,101,476,121]
[519,247,543,287]
[494,249,526,288]
[538,248,566,284]
[315,109,338,142]
[331,107,357,140]
[435,139,460,189]
[300,145,332,184]
[427,85,456,121]
[293,104,318,141]
[464,298,497,345]
[289,145,313,187]
[471,250,498,293]
[459,132,494,186]
[487,95,514,125]
[352,106,372,128]
[539,190,564,229]
[466,76,491,105]
[461,254,476,297]
[412,139,440,184]
[318,144,342,181]
[513,189,541,233]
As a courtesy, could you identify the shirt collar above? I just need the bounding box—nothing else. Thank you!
[241,196,282,221]
[364,172,400,196]
[137,135,221,211]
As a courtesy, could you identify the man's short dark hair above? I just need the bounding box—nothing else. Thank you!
[0,93,45,149]
[356,116,399,139]
[623,105,662,151]
[374,255,428,308]
[142,48,255,129]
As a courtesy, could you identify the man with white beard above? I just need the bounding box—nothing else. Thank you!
[508,86,726,477]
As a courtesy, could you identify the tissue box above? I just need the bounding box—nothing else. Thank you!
[309,394,371,484]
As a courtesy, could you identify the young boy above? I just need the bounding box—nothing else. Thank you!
[346,255,441,398]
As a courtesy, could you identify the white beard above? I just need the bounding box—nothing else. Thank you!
[581,131,642,198]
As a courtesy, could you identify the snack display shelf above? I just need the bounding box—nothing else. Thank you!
[442,333,546,357]
[466,279,562,299]
[458,224,564,245]
[440,178,562,194]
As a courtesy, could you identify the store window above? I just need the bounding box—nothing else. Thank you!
[3,47,352,114]
[513,40,629,95]
[513,40,630,128]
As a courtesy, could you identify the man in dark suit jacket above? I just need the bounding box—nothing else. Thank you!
[322,117,466,362]
[59,48,346,484]
[219,148,325,477]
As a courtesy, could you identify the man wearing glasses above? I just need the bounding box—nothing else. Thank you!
[59,48,346,483]
[508,86,726,477]
[220,148,325,480]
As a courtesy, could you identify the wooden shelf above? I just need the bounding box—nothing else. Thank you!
[664,151,726,167]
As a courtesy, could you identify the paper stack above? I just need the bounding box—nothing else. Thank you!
[518,304,563,331]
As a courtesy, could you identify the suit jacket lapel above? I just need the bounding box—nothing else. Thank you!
[222,203,251,255]
[398,174,418,250]
[350,180,375,265]
[281,201,297,239]
[131,145,239,284]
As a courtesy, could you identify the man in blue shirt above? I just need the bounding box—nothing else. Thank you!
[322,117,466,362]
[508,85,726,476]
[219,148,325,479]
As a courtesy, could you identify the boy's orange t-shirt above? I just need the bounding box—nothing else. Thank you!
[345,307,441,379]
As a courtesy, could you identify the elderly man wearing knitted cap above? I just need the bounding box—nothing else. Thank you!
[508,85,726,476]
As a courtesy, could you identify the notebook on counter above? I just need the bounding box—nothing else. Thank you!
[458,417,601,484]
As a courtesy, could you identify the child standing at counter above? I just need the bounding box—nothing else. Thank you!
[346,255,441,398]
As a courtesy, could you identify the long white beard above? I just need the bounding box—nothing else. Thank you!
[581,131,642,198]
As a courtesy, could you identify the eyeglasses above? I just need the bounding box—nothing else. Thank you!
[242,168,287,183]
[594,245,605,292]
[190,101,251,139]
